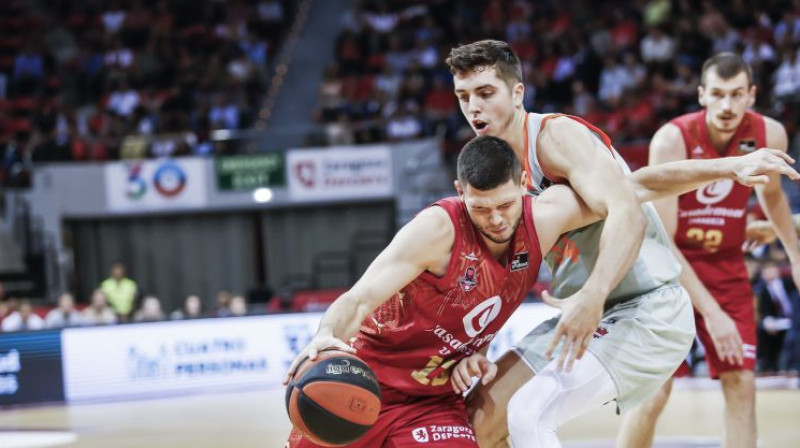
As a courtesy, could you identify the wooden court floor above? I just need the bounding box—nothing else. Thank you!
[0,385,798,448]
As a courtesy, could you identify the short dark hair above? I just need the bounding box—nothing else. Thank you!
[457,136,521,191]
[446,40,523,88]
[701,52,753,86]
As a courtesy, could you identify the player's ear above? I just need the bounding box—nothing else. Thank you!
[513,82,524,108]
[697,85,706,107]
[747,84,757,107]
[454,180,464,196]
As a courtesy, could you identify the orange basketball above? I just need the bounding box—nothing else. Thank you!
[285,350,382,446]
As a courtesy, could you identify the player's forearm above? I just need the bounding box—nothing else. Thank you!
[316,292,372,341]
[581,205,647,301]
[629,158,735,203]
[759,188,800,262]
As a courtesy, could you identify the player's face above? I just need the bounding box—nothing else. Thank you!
[698,70,755,134]
[453,67,523,139]
[459,178,524,245]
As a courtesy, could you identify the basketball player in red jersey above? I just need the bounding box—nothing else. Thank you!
[617,53,800,448]
[282,134,796,447]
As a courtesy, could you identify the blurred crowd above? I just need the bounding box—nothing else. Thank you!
[0,262,255,331]
[0,0,291,186]
[312,0,800,159]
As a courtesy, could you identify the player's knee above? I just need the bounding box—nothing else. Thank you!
[720,370,756,404]
[467,386,508,446]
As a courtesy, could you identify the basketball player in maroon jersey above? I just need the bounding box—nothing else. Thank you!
[617,53,800,448]
[282,134,796,447]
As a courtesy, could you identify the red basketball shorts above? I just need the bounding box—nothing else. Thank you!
[286,393,478,448]
[678,290,757,379]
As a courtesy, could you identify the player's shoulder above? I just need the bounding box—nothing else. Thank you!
[649,122,686,159]
[410,204,456,243]
[761,115,786,140]
[539,115,584,138]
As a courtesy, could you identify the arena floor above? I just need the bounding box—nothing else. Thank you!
[0,381,798,448]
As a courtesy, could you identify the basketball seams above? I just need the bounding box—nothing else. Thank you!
[285,351,382,446]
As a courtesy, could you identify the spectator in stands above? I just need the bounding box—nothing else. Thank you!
[755,261,797,371]
[101,1,127,34]
[640,25,676,65]
[2,300,44,332]
[385,100,422,141]
[133,295,165,322]
[229,295,248,317]
[170,294,204,320]
[209,94,240,130]
[773,49,800,101]
[12,41,45,95]
[81,289,118,325]
[107,79,140,118]
[215,290,232,317]
[100,261,138,321]
[45,293,83,328]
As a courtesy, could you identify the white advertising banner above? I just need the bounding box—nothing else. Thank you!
[61,314,322,402]
[287,147,394,201]
[60,304,557,403]
[105,159,208,211]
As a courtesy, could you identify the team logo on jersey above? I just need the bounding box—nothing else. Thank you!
[412,427,429,442]
[459,266,478,291]
[463,296,502,337]
[738,139,757,154]
[511,252,529,272]
[696,179,734,205]
[465,252,478,261]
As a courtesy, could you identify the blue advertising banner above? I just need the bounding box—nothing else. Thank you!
[0,330,64,406]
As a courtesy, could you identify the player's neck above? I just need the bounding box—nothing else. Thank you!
[503,109,529,162]
[481,236,511,263]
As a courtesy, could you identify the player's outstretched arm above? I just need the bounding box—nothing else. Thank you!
[755,117,800,291]
[283,207,454,384]
[628,147,799,203]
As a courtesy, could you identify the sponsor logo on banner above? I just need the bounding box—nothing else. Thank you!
[153,162,186,197]
[62,314,323,402]
[287,147,393,200]
[105,159,207,211]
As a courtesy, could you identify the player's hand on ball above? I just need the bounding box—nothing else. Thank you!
[542,290,604,373]
[283,334,356,385]
[451,353,497,394]
[732,148,799,187]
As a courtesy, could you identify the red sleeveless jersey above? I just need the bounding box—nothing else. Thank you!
[671,110,766,299]
[352,197,542,398]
